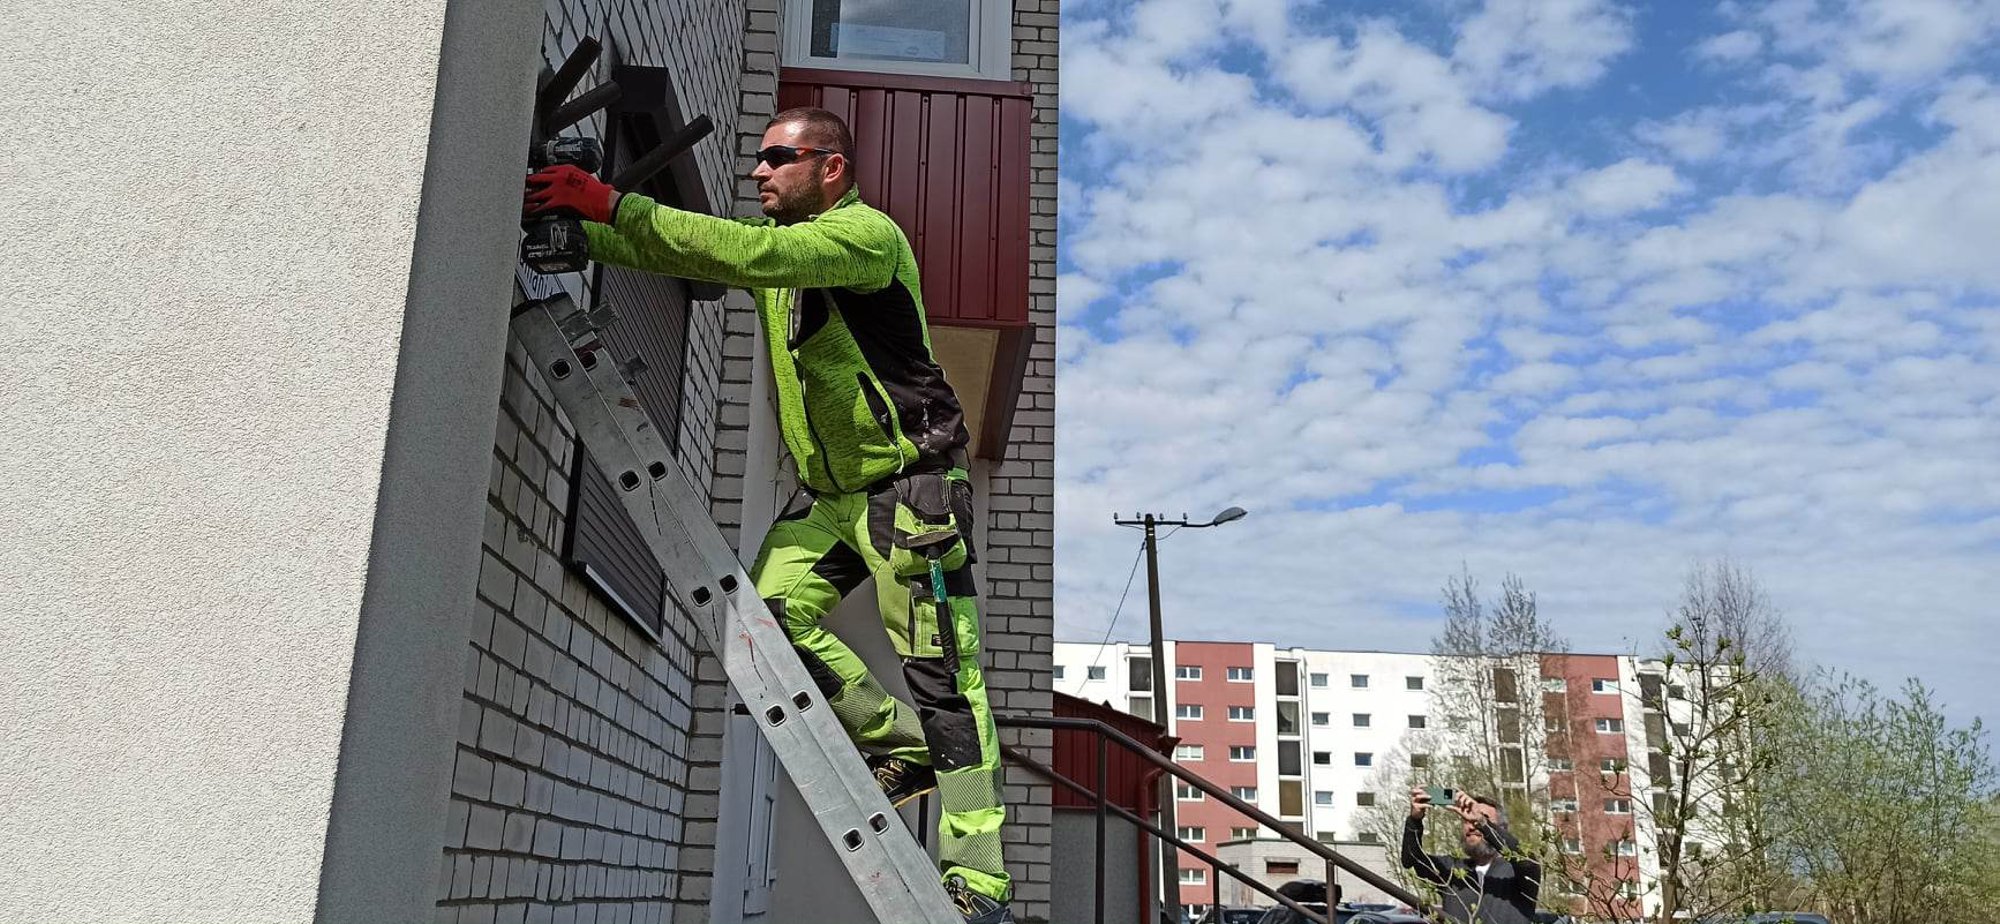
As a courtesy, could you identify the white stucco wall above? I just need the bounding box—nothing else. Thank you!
[0,2,540,921]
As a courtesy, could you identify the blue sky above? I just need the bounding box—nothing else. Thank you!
[1053,0,2000,728]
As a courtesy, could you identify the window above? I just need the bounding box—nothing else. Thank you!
[1227,666,1254,682]
[1279,781,1303,816]
[783,0,1014,81]
[1357,831,1382,844]
[1592,678,1618,694]
[1278,741,1302,776]
[1605,798,1632,814]
[1542,676,1567,692]
[1408,714,1427,729]
[1406,675,1424,691]
[1614,838,1637,856]
[1178,867,1206,885]
[1548,757,1574,771]
[1310,672,1329,687]
[1231,786,1258,801]
[1619,879,1640,898]
[1174,744,1205,762]
[1228,705,1255,721]
[1410,753,1432,769]
[1314,790,1334,806]
[1052,665,1065,680]
[1129,658,1151,691]
[1178,826,1204,842]
[1492,667,1519,703]
[1175,665,1202,680]
[1355,792,1376,807]
[1086,666,1106,681]
[1601,758,1625,774]
[1561,837,1582,854]
[1276,701,1301,736]
[1352,713,1372,728]
[1128,697,1154,722]
[1177,704,1204,720]
[1497,710,1522,743]
[1551,798,1578,813]
[1265,860,1299,876]
[1230,826,1259,840]
[1668,683,1686,700]
[1176,782,1204,802]
[1501,748,1525,783]
[1311,712,1330,726]
[1596,718,1625,734]
[1351,674,1370,689]
[1229,745,1256,762]
[1312,751,1332,766]
[1276,664,1300,696]
[1354,752,1373,767]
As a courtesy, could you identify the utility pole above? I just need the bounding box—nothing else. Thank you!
[1114,506,1246,924]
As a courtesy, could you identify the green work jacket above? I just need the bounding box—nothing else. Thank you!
[584,187,968,494]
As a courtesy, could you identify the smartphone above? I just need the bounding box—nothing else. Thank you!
[1425,786,1456,806]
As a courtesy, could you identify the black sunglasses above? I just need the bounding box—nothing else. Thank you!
[756,144,840,168]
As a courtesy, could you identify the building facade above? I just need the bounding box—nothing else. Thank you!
[1056,641,1705,919]
[5,1,1056,922]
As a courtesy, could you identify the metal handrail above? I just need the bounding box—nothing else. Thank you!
[1000,744,1337,924]
[998,714,1430,916]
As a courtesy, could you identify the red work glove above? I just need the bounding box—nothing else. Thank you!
[524,165,620,224]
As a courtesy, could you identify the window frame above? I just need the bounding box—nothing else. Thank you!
[1175,664,1202,681]
[1229,745,1257,762]
[1085,665,1107,681]
[1227,705,1255,722]
[781,0,1016,82]
[1176,703,1204,720]
[1351,674,1370,688]
[1226,666,1254,682]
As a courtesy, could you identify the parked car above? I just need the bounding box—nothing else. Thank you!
[1347,913,1429,924]
[1195,906,1267,924]
[1334,904,1400,924]
[1251,879,1334,924]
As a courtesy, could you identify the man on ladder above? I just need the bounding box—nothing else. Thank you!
[524,106,1013,924]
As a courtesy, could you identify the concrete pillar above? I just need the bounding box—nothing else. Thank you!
[0,2,542,921]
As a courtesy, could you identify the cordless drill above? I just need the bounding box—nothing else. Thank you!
[521,136,604,275]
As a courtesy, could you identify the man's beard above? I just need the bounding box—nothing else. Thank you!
[1464,838,1499,864]
[763,164,826,225]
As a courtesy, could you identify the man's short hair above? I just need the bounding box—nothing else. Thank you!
[771,107,854,160]
[1471,794,1507,825]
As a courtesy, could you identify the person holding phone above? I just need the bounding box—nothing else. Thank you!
[1403,788,1542,923]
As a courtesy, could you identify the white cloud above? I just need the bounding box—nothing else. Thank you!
[1568,158,1685,216]
[1452,0,1636,100]
[1694,29,1765,64]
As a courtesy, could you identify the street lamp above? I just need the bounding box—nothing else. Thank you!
[1112,506,1248,924]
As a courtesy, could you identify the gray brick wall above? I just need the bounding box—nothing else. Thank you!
[985,1,1060,920]
[433,3,745,923]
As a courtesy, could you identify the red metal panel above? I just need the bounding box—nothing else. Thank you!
[777,68,1033,330]
[1052,693,1175,814]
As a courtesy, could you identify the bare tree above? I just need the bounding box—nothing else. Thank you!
[1616,559,1792,923]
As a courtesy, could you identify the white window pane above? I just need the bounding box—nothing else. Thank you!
[810,0,972,66]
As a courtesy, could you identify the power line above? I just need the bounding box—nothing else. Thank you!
[1084,539,1149,681]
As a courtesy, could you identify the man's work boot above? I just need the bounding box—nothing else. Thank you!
[946,875,1015,924]
[868,754,938,807]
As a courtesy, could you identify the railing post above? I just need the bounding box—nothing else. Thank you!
[1095,733,1108,924]
[1211,857,1221,910]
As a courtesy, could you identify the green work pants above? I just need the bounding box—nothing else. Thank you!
[749,471,1010,902]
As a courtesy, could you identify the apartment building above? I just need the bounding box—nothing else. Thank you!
[1057,641,1702,919]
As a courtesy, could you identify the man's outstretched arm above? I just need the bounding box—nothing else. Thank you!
[1401,790,1452,885]
[526,165,898,291]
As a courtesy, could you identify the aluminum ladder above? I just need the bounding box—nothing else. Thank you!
[509,292,961,923]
